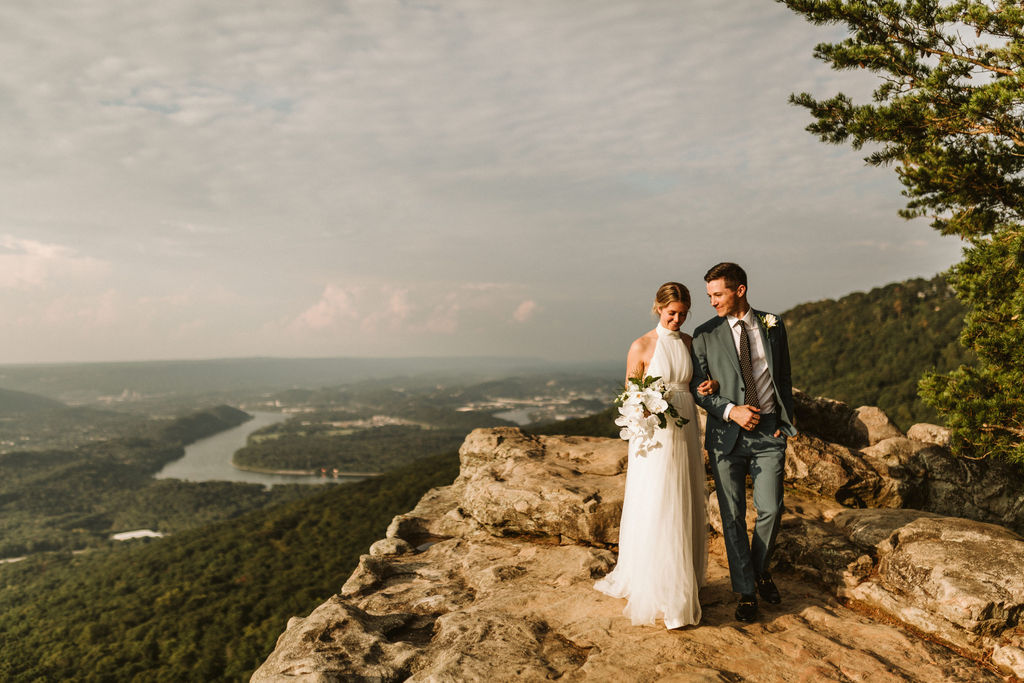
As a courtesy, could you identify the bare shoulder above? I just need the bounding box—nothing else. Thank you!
[626,330,658,376]
[629,329,658,354]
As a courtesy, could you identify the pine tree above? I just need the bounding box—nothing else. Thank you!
[781,0,1024,462]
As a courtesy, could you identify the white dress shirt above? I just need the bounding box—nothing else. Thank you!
[723,308,777,421]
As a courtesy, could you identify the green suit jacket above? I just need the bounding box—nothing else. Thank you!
[689,310,796,457]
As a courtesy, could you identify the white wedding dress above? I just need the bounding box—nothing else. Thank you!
[595,323,708,629]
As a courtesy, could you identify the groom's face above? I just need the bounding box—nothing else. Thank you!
[706,278,746,318]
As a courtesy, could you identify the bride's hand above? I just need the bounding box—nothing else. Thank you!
[697,379,719,396]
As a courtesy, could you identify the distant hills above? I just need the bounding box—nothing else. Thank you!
[0,387,67,414]
[529,275,971,434]
[0,274,967,429]
[0,357,620,405]
[783,274,971,428]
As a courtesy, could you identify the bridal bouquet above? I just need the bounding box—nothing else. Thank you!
[614,375,688,456]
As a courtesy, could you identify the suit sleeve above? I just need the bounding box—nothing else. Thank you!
[774,317,795,423]
[689,331,732,421]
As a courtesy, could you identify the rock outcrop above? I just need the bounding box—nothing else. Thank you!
[253,418,1024,681]
[791,393,1024,534]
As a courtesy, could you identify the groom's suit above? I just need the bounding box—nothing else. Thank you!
[690,309,796,595]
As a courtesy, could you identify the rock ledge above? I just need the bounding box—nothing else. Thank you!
[253,424,1024,681]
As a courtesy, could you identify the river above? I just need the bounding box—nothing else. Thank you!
[154,411,357,487]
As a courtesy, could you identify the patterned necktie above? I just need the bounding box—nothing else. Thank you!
[738,322,760,409]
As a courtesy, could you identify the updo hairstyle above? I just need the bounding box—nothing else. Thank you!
[651,282,691,316]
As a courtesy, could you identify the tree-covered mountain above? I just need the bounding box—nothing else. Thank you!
[0,387,67,414]
[783,275,972,428]
[234,424,468,473]
[0,406,307,557]
[525,276,968,437]
[0,357,599,406]
[0,451,460,682]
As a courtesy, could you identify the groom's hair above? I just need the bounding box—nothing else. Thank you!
[704,262,747,291]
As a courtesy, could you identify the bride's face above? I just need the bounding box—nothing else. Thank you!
[658,301,688,331]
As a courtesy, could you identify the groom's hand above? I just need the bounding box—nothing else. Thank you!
[730,405,761,431]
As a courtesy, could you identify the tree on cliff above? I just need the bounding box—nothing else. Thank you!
[781,0,1024,463]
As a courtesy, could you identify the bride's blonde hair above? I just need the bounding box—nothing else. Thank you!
[652,282,690,316]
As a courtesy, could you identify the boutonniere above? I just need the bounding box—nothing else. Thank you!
[758,313,778,330]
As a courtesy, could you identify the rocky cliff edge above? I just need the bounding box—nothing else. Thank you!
[253,395,1024,681]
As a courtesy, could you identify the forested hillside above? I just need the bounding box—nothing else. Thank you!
[783,275,971,427]
[0,387,67,413]
[0,451,460,682]
[0,406,306,557]
[234,424,468,472]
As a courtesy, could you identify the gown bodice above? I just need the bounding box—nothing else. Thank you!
[647,324,693,413]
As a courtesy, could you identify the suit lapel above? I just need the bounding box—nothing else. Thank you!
[716,318,742,378]
[754,309,776,374]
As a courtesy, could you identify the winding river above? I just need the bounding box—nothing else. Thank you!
[154,411,358,487]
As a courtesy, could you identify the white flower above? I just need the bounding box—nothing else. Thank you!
[639,389,669,416]
[612,373,688,453]
[760,313,778,329]
[615,404,661,454]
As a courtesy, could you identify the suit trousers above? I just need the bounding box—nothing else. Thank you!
[709,411,786,595]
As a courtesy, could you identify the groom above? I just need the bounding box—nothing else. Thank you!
[689,262,796,623]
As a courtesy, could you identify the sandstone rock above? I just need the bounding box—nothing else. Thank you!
[830,508,942,551]
[408,610,590,681]
[369,537,412,557]
[914,445,1024,535]
[541,434,627,476]
[385,483,481,544]
[844,516,1024,678]
[791,389,864,448]
[876,518,1024,630]
[851,405,903,446]
[455,428,625,545]
[907,422,952,447]
[250,597,422,682]
[258,519,1000,682]
[785,427,1024,533]
[993,645,1024,680]
[858,436,929,509]
[784,433,887,507]
[255,426,1013,682]
[774,515,864,589]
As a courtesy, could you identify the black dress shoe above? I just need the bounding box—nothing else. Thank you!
[757,573,781,604]
[735,594,758,623]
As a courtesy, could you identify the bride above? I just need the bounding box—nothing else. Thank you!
[595,282,712,629]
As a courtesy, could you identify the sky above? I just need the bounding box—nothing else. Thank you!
[0,0,964,365]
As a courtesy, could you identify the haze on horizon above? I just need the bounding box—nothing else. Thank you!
[0,1,963,366]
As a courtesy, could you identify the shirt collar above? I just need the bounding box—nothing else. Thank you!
[727,308,754,329]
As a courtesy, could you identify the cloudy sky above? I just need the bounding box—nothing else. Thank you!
[0,0,962,365]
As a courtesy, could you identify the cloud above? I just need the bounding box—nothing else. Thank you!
[513,299,537,323]
[293,284,361,331]
[387,289,412,321]
[0,235,107,289]
[289,280,532,340]
[0,1,965,363]
[39,289,120,326]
